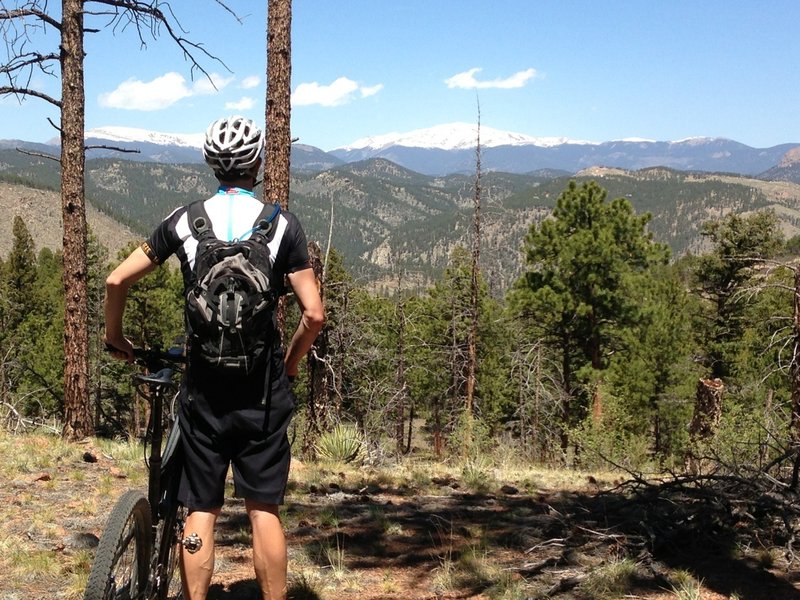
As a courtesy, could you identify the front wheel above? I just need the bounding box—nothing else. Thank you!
[83,490,152,600]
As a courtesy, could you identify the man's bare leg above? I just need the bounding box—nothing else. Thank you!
[180,508,221,600]
[246,500,287,600]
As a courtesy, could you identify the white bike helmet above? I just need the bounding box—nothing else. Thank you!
[202,115,264,175]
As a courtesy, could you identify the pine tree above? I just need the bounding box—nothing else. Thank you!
[5,216,38,332]
[693,211,783,380]
[605,263,699,458]
[16,247,64,416]
[510,180,669,451]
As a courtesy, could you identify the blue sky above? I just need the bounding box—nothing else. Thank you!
[2,0,799,151]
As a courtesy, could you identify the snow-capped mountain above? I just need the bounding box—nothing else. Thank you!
[339,122,593,152]
[330,124,798,177]
[84,126,204,148]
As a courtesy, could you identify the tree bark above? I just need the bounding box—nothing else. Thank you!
[264,0,292,209]
[689,378,724,442]
[264,0,293,345]
[60,0,92,440]
[686,377,724,474]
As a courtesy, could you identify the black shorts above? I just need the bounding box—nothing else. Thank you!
[177,350,294,510]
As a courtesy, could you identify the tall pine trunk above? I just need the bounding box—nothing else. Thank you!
[265,0,292,209]
[60,0,92,439]
[264,0,293,345]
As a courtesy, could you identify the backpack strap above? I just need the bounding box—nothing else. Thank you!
[252,203,281,237]
[187,200,215,240]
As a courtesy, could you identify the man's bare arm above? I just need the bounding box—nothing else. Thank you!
[104,246,158,361]
[284,267,325,378]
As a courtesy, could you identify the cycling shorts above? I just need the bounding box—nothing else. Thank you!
[176,350,294,510]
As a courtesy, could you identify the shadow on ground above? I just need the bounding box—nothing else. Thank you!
[204,478,800,599]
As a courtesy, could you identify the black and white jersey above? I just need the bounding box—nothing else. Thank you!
[142,188,311,294]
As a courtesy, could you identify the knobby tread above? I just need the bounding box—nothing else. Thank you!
[83,489,153,600]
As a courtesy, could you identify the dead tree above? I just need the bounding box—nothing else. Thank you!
[0,1,235,440]
[393,269,410,454]
[787,264,800,489]
[790,266,800,442]
[303,241,329,456]
[60,0,89,440]
[465,104,482,421]
[687,377,724,473]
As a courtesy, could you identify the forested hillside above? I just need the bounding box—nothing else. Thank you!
[3,149,800,292]
[3,167,799,465]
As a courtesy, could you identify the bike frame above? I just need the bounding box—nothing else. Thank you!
[135,363,179,526]
[83,346,186,600]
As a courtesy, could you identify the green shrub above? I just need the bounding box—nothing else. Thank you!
[314,423,365,464]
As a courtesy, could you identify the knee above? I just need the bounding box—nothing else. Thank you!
[186,507,221,531]
[245,500,281,522]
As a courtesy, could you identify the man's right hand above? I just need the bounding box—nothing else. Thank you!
[104,337,135,363]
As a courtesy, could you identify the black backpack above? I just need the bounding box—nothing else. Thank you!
[184,200,281,375]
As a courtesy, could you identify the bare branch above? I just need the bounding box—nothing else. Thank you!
[0,51,59,76]
[16,147,59,161]
[85,0,233,81]
[84,144,141,154]
[0,85,60,106]
[212,0,242,24]
[0,6,62,31]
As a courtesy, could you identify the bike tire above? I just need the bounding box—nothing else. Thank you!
[83,490,153,600]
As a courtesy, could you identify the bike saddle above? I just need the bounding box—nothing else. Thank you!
[135,368,176,385]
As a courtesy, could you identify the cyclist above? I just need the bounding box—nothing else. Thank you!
[104,115,324,600]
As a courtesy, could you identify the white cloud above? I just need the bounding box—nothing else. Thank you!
[241,75,260,89]
[444,67,537,90]
[192,73,234,95]
[226,96,255,111]
[99,72,232,111]
[292,76,382,107]
[99,72,189,110]
[360,84,384,98]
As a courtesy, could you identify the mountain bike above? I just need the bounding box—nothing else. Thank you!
[83,346,194,600]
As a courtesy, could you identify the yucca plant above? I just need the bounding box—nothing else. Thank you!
[314,423,365,464]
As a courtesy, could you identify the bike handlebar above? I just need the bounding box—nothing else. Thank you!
[133,347,186,377]
[105,343,187,373]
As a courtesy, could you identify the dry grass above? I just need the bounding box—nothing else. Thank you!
[0,430,789,600]
[0,431,150,599]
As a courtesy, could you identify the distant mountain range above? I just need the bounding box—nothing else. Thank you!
[2,122,798,180]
